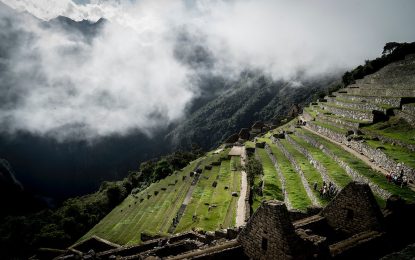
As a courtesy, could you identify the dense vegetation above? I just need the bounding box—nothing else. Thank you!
[0,148,203,259]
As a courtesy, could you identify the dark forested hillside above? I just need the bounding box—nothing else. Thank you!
[167,72,341,150]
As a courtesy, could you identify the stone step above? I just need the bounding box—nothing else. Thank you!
[345,87,415,98]
[329,93,402,108]
[325,97,389,113]
[319,103,374,122]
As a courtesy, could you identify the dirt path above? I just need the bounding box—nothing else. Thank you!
[236,147,248,227]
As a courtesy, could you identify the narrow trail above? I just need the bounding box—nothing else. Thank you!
[236,147,248,227]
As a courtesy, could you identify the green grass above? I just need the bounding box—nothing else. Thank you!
[266,141,312,211]
[279,138,329,205]
[289,134,352,187]
[175,158,241,232]
[255,148,284,201]
[80,158,202,245]
[365,139,415,169]
[322,102,371,113]
[312,121,347,134]
[362,116,415,146]
[300,128,415,203]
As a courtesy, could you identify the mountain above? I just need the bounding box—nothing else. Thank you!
[0,3,340,202]
[168,72,341,150]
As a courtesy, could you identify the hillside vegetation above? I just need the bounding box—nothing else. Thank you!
[80,49,415,248]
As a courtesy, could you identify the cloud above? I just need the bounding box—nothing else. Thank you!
[1,0,415,141]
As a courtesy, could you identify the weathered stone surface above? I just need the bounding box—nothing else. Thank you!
[237,201,311,260]
[320,182,384,235]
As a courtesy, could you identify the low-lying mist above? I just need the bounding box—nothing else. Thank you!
[1,0,415,142]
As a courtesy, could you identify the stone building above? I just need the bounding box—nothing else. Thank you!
[42,182,415,260]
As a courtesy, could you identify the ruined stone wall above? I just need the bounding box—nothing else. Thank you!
[320,182,384,235]
[238,201,307,260]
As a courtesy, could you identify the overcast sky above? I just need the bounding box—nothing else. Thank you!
[1,0,415,141]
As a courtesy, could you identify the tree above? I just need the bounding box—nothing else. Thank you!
[382,42,400,56]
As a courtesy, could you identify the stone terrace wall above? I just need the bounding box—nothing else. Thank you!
[320,104,374,121]
[332,94,402,108]
[327,99,386,113]
[346,87,415,98]
[295,131,391,200]
[271,137,320,207]
[317,114,360,129]
[394,109,415,127]
[348,139,415,182]
[307,122,347,144]
[264,144,291,209]
[284,134,339,190]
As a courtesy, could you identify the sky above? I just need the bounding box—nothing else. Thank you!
[1,0,415,142]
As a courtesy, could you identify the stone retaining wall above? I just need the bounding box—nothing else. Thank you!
[294,131,391,200]
[394,109,415,127]
[320,104,374,121]
[264,144,291,209]
[326,98,386,113]
[346,87,415,98]
[308,122,415,182]
[402,103,415,114]
[317,114,360,129]
[307,122,347,144]
[284,133,339,190]
[331,94,401,108]
[348,139,415,182]
[271,137,321,206]
[361,129,415,152]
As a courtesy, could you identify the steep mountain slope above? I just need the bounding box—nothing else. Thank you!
[167,73,340,150]
[80,54,415,251]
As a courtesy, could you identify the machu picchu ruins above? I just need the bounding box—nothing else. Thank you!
[34,52,415,260]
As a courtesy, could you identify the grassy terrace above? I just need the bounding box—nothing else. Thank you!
[289,134,352,187]
[299,128,415,203]
[259,138,312,211]
[279,138,329,205]
[311,120,347,134]
[362,116,415,146]
[175,157,241,232]
[322,102,372,113]
[365,139,415,169]
[255,148,284,202]
[80,158,202,245]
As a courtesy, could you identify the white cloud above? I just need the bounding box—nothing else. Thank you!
[1,0,415,141]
